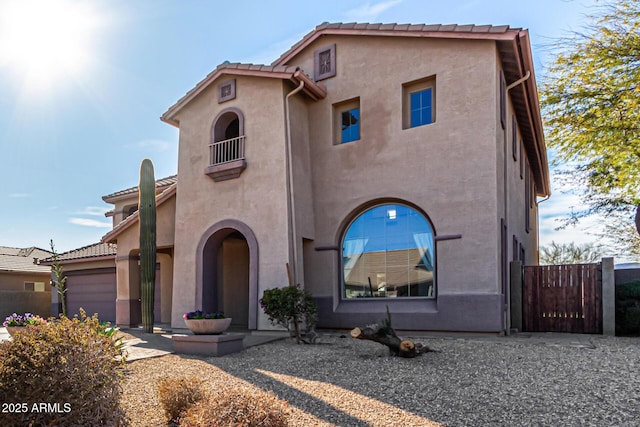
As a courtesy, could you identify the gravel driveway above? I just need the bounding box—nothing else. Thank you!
[192,333,640,426]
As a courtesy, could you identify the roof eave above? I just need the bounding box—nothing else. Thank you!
[273,25,519,66]
[161,66,324,127]
[102,183,177,243]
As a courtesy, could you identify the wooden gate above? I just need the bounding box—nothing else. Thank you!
[523,263,602,333]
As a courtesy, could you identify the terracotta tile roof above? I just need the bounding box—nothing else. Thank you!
[273,22,517,65]
[161,63,326,127]
[0,246,52,274]
[39,242,117,265]
[102,182,177,244]
[102,174,177,202]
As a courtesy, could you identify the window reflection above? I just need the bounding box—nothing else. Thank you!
[342,204,435,298]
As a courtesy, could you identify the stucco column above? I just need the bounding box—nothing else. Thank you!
[115,255,141,327]
[601,257,615,336]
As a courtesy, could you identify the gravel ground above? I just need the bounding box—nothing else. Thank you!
[121,334,640,426]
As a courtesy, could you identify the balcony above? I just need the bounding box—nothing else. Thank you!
[204,135,247,181]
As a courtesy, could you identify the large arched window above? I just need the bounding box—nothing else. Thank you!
[342,203,435,299]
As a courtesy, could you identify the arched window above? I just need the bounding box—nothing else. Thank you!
[209,108,245,167]
[342,203,435,299]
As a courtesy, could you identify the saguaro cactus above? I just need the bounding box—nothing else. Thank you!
[139,158,156,333]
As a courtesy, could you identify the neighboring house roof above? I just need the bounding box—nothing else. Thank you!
[39,242,117,265]
[102,183,177,243]
[161,63,327,127]
[0,246,52,274]
[272,22,550,197]
[102,174,178,203]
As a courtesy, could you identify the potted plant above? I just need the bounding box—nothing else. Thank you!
[3,312,47,336]
[183,310,231,335]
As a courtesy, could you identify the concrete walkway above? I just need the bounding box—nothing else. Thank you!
[119,327,286,361]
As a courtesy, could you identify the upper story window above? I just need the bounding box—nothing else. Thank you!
[334,98,360,144]
[205,107,247,181]
[403,76,436,129]
[342,203,435,299]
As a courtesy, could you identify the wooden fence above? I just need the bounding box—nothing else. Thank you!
[523,263,602,334]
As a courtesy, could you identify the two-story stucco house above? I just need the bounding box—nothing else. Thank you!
[100,22,550,333]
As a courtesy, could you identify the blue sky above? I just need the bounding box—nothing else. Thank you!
[0,0,603,253]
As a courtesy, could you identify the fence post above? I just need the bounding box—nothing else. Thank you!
[601,257,615,336]
[510,260,523,333]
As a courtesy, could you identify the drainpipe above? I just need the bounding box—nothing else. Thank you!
[503,69,531,334]
[284,80,305,286]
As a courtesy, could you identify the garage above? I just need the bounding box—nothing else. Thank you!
[65,269,117,323]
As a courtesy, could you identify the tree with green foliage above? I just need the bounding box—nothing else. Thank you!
[539,241,602,265]
[260,285,317,344]
[541,0,640,241]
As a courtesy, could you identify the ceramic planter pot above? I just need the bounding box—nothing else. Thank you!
[184,318,232,335]
[6,326,25,336]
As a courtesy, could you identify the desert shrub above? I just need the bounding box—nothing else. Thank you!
[0,310,128,426]
[179,386,291,427]
[616,281,640,336]
[260,285,317,344]
[157,376,207,423]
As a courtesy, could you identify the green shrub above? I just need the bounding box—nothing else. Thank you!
[179,387,291,427]
[0,310,128,426]
[616,281,640,336]
[157,376,206,423]
[260,285,317,344]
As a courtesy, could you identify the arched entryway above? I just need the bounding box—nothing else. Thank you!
[196,220,258,329]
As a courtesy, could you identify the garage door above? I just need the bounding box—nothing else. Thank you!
[66,270,117,323]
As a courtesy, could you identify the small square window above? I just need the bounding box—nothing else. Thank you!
[314,44,336,81]
[333,98,360,144]
[410,89,433,127]
[218,79,236,103]
[402,76,436,129]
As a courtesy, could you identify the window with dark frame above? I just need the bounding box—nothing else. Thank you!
[341,204,435,299]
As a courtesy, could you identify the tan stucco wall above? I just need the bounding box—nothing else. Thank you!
[289,36,501,299]
[112,194,176,326]
[0,271,51,292]
[171,76,291,328]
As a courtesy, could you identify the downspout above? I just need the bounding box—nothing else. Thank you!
[285,80,305,286]
[503,69,531,334]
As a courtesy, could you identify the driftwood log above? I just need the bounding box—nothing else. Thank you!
[350,308,434,358]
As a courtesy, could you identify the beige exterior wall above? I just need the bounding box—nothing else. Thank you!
[289,36,501,300]
[0,271,51,292]
[112,195,175,326]
[171,76,292,328]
